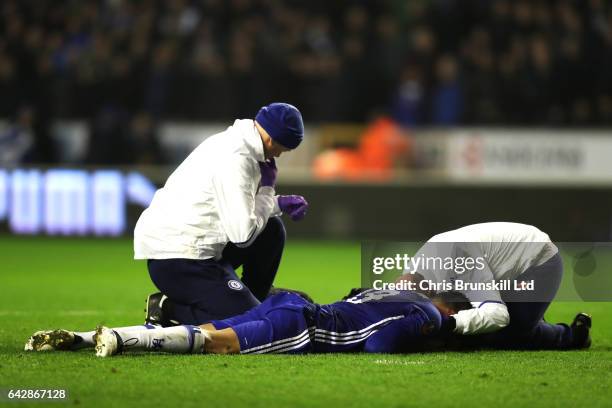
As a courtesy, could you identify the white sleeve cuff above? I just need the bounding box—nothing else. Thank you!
[452,302,510,335]
[272,195,281,215]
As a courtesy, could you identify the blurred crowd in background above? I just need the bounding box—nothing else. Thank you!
[1,0,612,164]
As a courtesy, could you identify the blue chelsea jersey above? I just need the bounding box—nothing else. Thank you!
[310,289,443,353]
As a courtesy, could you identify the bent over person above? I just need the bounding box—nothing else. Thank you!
[398,222,591,349]
[135,103,309,326]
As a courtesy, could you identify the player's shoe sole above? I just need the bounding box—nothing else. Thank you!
[24,330,75,351]
[144,293,178,327]
[144,292,164,325]
[94,326,120,357]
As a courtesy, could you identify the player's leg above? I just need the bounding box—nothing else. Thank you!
[204,292,312,354]
[201,312,311,354]
[147,258,260,324]
[207,291,304,330]
[96,294,313,357]
[222,216,285,301]
[25,324,158,351]
[200,327,241,354]
[94,324,208,357]
[94,324,257,356]
[217,292,313,354]
[237,293,313,355]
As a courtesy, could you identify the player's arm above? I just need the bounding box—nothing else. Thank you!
[212,158,279,247]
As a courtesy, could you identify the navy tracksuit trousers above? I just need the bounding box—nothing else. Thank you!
[147,217,285,324]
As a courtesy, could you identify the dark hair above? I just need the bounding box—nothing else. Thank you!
[433,291,472,313]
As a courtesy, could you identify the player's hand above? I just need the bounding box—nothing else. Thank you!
[259,159,277,187]
[278,195,308,221]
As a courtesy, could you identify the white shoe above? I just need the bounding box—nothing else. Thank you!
[94,326,120,357]
[24,330,75,351]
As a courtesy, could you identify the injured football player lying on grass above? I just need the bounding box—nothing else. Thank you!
[25,290,470,356]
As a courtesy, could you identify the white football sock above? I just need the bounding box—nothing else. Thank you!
[113,325,207,354]
[73,324,157,350]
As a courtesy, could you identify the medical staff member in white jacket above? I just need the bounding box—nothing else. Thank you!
[400,222,591,349]
[135,103,309,326]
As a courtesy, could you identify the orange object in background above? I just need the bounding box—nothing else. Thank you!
[313,117,412,181]
[312,148,364,181]
[358,117,411,180]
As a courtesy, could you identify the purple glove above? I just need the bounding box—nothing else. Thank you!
[278,195,308,221]
[259,159,277,187]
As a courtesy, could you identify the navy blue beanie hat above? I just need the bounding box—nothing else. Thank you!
[255,102,304,149]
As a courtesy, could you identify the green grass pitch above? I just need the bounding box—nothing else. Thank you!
[0,236,611,407]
